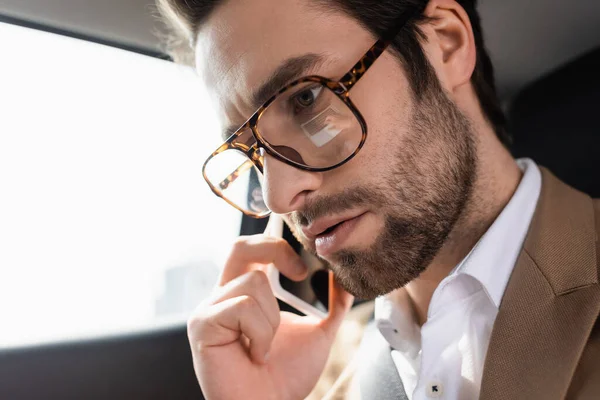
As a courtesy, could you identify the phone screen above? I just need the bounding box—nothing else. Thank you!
[279,222,330,314]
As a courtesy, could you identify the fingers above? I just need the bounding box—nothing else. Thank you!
[188,233,309,368]
[190,295,274,364]
[211,270,281,333]
[219,235,308,286]
[189,231,349,371]
[319,271,354,338]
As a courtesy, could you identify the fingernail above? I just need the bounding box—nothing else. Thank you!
[264,352,270,363]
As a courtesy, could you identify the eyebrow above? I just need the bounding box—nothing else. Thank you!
[222,53,327,141]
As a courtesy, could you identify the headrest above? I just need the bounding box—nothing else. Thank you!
[510,48,600,198]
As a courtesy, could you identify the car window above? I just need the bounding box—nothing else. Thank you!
[0,22,241,348]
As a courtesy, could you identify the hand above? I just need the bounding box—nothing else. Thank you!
[187,234,354,400]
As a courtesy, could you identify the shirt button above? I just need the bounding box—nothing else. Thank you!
[426,382,443,398]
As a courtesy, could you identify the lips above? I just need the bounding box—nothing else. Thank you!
[301,211,366,240]
[313,212,367,257]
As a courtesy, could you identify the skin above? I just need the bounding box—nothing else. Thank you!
[188,0,522,398]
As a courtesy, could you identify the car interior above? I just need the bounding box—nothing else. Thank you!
[0,0,598,399]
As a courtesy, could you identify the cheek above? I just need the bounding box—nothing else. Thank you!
[346,56,413,166]
[343,92,412,185]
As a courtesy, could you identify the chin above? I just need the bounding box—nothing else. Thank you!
[327,259,416,300]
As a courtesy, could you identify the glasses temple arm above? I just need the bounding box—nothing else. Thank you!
[339,8,417,91]
[218,159,255,191]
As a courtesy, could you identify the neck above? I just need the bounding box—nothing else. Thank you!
[403,133,522,326]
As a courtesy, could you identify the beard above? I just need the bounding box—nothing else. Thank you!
[289,83,477,300]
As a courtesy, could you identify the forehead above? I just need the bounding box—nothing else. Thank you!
[195,0,373,134]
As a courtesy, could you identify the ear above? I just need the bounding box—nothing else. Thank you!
[421,0,477,93]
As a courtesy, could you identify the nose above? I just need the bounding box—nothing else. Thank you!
[261,152,322,214]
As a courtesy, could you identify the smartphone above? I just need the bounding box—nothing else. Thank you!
[265,213,330,319]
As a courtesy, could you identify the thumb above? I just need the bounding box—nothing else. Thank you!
[319,271,354,337]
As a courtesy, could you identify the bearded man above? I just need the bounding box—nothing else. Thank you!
[157,1,600,399]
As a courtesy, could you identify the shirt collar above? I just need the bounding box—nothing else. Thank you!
[453,158,541,307]
[375,289,422,357]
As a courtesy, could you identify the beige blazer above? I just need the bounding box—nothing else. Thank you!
[307,168,600,400]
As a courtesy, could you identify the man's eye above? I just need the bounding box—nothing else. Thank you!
[292,86,323,110]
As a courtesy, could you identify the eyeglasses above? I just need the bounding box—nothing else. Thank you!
[202,9,416,218]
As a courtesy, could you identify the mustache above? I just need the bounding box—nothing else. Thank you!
[289,186,387,227]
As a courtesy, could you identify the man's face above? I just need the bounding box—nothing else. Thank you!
[197,0,477,299]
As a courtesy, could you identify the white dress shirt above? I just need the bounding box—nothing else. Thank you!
[374,158,542,400]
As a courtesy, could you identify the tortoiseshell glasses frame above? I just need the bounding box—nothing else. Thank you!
[203,9,416,218]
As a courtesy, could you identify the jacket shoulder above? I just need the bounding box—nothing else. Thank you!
[566,198,600,399]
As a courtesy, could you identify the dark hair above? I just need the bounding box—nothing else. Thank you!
[156,0,510,146]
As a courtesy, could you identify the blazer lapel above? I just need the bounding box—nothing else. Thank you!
[480,168,600,400]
